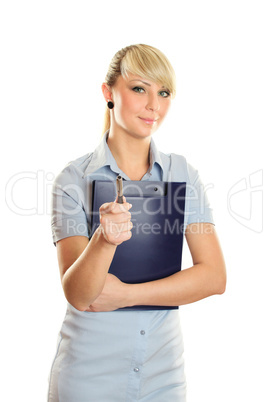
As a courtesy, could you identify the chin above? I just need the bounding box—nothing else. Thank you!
[129,130,154,140]
[129,125,158,139]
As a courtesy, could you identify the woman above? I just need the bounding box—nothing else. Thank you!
[48,44,226,401]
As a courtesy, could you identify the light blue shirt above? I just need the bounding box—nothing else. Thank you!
[48,132,214,402]
[51,132,214,245]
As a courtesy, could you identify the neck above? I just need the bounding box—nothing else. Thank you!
[107,126,151,180]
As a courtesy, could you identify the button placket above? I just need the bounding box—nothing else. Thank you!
[126,316,149,400]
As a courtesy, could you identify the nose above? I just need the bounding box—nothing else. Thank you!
[146,94,160,112]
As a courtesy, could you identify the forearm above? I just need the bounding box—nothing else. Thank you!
[128,262,226,307]
[62,227,117,311]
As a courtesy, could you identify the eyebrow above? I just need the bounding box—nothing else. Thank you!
[129,79,151,86]
[129,79,165,88]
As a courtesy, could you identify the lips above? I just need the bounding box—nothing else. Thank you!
[139,117,157,125]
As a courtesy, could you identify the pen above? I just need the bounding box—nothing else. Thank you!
[116,175,124,204]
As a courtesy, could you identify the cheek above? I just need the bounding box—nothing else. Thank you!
[113,96,132,127]
[160,100,171,118]
[115,92,140,118]
[122,92,140,112]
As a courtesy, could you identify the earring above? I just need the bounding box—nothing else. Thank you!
[107,100,114,109]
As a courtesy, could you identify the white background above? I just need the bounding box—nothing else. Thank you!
[1,1,267,401]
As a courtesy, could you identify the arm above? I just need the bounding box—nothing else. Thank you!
[57,200,132,311]
[89,223,226,311]
[128,223,226,307]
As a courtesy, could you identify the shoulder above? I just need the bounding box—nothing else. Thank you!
[158,150,198,183]
[53,152,93,188]
[159,150,187,165]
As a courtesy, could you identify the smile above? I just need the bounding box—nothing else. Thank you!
[139,117,157,125]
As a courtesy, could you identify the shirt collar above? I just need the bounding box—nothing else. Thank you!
[148,134,163,173]
[84,131,164,177]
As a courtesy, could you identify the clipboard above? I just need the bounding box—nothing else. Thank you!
[91,180,186,310]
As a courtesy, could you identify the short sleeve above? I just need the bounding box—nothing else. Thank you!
[184,162,214,227]
[51,168,89,245]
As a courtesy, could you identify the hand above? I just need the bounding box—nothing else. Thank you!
[86,274,131,312]
[99,196,133,246]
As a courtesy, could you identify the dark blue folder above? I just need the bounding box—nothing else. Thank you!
[91,180,186,310]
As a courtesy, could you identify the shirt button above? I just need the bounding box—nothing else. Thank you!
[140,330,145,335]
[133,367,139,372]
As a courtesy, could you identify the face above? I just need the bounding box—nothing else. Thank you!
[106,73,172,139]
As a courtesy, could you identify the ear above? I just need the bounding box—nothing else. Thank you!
[101,83,113,102]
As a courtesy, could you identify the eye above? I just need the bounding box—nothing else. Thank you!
[158,90,171,98]
[132,86,145,93]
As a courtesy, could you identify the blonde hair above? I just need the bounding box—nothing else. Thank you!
[102,44,176,135]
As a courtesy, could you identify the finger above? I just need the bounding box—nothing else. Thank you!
[102,220,133,236]
[101,220,133,245]
[100,201,132,215]
[112,201,132,214]
[99,201,117,214]
[110,229,132,245]
[100,212,131,225]
[118,229,132,241]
